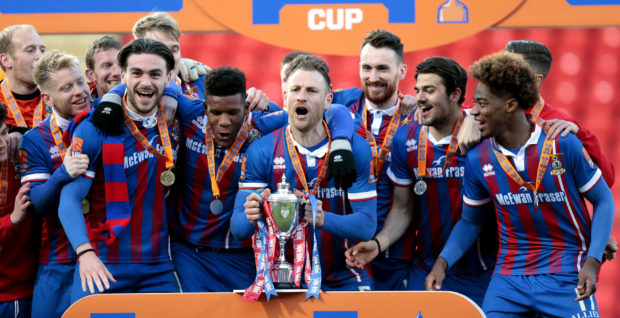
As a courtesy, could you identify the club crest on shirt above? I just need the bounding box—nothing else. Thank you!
[550,153,566,176]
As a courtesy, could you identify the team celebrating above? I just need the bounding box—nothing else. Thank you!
[0,10,615,318]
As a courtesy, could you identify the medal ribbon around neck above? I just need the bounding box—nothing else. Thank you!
[361,100,402,178]
[527,96,546,126]
[204,115,250,199]
[417,112,464,178]
[122,95,174,170]
[48,113,68,159]
[1,80,44,127]
[285,121,331,196]
[491,135,554,211]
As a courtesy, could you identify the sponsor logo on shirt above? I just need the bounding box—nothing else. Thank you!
[495,191,567,206]
[273,156,286,170]
[406,138,417,152]
[483,163,495,177]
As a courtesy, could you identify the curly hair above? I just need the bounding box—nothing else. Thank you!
[470,51,539,110]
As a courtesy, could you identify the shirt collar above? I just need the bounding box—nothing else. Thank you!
[495,124,541,157]
[422,125,453,146]
[365,98,399,117]
[288,126,329,159]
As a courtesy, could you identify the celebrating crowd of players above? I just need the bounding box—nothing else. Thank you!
[0,11,616,318]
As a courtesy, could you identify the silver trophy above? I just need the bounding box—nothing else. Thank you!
[267,175,303,289]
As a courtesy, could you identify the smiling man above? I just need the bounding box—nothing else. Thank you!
[426,51,614,317]
[232,55,377,291]
[57,39,204,302]
[84,36,122,100]
[21,50,91,318]
[346,57,496,305]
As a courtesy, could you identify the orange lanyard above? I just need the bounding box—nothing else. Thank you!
[526,96,546,126]
[417,113,464,178]
[491,132,553,206]
[122,95,174,170]
[285,123,331,196]
[204,116,250,198]
[1,80,44,127]
[361,103,401,176]
[48,114,67,159]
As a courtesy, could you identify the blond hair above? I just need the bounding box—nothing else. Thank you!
[33,50,80,91]
[132,12,180,42]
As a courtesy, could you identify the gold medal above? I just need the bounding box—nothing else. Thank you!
[81,199,90,215]
[160,169,175,186]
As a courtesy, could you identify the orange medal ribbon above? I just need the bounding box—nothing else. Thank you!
[361,103,402,179]
[204,116,250,198]
[122,95,174,170]
[285,122,331,196]
[491,132,554,210]
[48,114,68,159]
[417,113,464,178]
[1,80,44,127]
[526,96,546,126]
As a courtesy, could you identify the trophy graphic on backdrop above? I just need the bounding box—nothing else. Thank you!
[268,176,303,289]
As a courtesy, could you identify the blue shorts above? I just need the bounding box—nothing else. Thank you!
[482,273,599,318]
[171,240,256,292]
[32,263,74,318]
[0,297,31,318]
[70,262,180,303]
[321,268,374,291]
[407,265,492,307]
[370,256,411,290]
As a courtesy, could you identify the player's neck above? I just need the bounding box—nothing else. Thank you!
[496,113,532,149]
[365,93,398,111]
[4,74,38,95]
[126,101,157,118]
[429,106,461,141]
[290,122,327,148]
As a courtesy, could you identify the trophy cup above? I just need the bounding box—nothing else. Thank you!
[267,176,303,289]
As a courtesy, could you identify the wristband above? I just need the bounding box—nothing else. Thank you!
[372,237,382,253]
[76,248,95,258]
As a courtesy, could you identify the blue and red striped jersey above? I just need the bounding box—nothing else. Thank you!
[171,110,288,248]
[66,100,203,264]
[388,120,496,274]
[20,117,76,265]
[463,124,602,275]
[239,127,377,286]
[333,88,415,260]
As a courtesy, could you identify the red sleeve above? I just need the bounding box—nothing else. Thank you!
[0,213,19,245]
[540,104,615,186]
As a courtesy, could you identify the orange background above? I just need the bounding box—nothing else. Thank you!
[63,291,485,317]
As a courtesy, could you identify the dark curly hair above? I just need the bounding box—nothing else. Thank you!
[470,51,539,110]
[204,66,247,98]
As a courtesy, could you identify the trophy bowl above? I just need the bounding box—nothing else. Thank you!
[267,176,302,289]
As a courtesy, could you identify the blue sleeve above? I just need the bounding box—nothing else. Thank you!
[438,204,485,268]
[564,134,602,194]
[58,176,93,250]
[462,147,491,204]
[177,94,205,127]
[253,111,288,135]
[321,197,377,241]
[28,165,73,216]
[58,120,102,250]
[325,103,353,141]
[231,191,257,240]
[321,135,377,241]
[267,101,282,112]
[19,131,73,215]
[583,178,614,262]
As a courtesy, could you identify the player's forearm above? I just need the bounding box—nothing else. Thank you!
[438,204,484,269]
[322,198,377,241]
[374,197,414,252]
[231,190,257,240]
[28,165,73,216]
[58,176,92,250]
[584,180,615,261]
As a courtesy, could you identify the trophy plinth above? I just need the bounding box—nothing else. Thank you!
[267,176,302,289]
